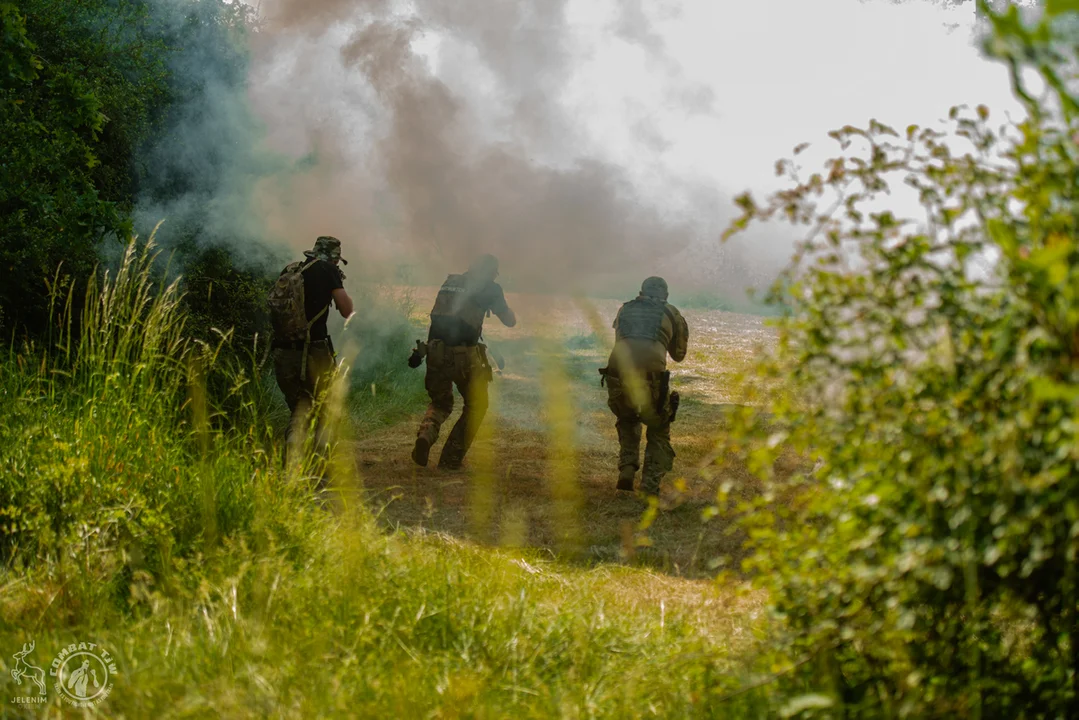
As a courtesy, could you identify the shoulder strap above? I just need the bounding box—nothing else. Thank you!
[305,304,329,330]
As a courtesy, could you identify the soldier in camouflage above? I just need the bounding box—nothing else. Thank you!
[412,254,517,470]
[601,276,689,496]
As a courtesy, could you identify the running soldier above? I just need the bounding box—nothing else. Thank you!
[600,277,689,496]
[268,236,354,454]
[411,254,517,470]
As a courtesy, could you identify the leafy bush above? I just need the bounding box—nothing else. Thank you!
[717,3,1079,715]
[175,242,276,347]
[0,0,170,334]
[0,0,276,352]
[132,0,282,352]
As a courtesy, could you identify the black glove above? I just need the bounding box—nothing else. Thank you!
[408,340,427,368]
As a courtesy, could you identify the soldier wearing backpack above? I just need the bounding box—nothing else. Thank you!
[268,236,355,453]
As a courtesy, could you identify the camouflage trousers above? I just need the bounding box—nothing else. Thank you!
[273,339,337,456]
[416,341,493,468]
[605,370,675,495]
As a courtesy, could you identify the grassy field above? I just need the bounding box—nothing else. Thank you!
[0,254,808,717]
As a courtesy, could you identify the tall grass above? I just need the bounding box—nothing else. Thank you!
[0,239,322,600]
[337,281,428,436]
[0,239,791,717]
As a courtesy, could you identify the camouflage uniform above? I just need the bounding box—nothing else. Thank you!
[603,277,689,495]
[412,255,514,470]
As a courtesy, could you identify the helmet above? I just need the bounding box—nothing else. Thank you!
[468,253,499,279]
[640,276,668,300]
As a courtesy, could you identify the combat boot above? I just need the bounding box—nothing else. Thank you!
[616,465,636,492]
[438,458,464,471]
[412,437,431,467]
[640,473,663,498]
[440,436,470,470]
[437,445,464,471]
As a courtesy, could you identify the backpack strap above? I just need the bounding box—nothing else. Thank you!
[305,304,329,332]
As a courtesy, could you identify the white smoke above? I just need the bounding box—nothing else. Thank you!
[240,0,1020,300]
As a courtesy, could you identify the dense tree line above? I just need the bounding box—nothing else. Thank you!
[0,0,275,345]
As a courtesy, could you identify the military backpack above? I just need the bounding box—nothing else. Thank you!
[267,259,328,344]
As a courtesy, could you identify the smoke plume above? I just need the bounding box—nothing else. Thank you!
[245,0,754,298]
[135,0,1020,306]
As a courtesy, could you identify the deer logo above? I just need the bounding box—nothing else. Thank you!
[11,640,47,697]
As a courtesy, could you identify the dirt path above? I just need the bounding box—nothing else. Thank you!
[351,292,780,577]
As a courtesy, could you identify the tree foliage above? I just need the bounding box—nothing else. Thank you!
[0,0,274,346]
[720,2,1079,716]
[130,0,279,347]
[0,0,178,332]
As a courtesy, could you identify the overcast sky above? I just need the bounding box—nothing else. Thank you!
[569,0,1018,186]
[247,0,1022,295]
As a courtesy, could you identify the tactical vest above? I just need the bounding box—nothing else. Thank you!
[616,297,673,347]
[430,274,487,333]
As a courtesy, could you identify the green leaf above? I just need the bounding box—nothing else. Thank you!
[1025,241,1071,279]
[1031,378,1079,402]
[987,218,1018,256]
[1047,0,1079,16]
